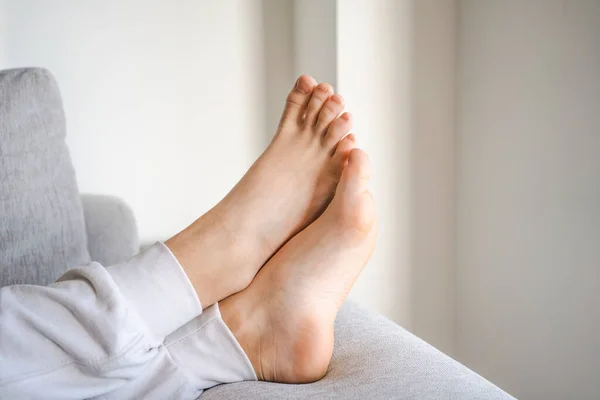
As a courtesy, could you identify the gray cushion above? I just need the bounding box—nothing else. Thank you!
[201,301,513,399]
[0,68,90,286]
[81,194,139,266]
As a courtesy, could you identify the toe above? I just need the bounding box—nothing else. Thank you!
[332,148,375,235]
[339,148,371,194]
[304,82,334,127]
[281,75,317,126]
[324,112,353,148]
[315,94,344,135]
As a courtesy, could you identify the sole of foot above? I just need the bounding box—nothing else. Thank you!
[221,148,377,383]
[167,76,358,307]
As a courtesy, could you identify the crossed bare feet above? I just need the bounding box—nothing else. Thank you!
[221,148,376,383]
[166,75,377,383]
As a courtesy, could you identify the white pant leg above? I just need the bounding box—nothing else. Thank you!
[1,242,256,400]
[165,303,257,389]
[107,304,257,399]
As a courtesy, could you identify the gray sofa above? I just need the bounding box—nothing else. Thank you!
[0,68,513,399]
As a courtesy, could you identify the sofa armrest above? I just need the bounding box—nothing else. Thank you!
[201,301,514,399]
[81,194,139,266]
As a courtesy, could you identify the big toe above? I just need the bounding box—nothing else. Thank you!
[332,148,375,233]
[280,75,317,126]
[339,148,371,195]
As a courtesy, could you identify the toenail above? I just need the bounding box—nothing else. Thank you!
[317,83,330,92]
[342,112,351,120]
[296,77,312,94]
[331,94,342,104]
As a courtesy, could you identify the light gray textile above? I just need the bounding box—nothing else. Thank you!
[201,301,514,400]
[0,67,90,287]
[81,194,139,265]
[0,242,255,399]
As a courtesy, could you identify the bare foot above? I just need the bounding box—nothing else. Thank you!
[167,76,357,307]
[221,149,377,383]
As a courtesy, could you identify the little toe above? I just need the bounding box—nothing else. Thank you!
[304,83,334,127]
[315,94,344,135]
[281,75,317,126]
[324,112,353,148]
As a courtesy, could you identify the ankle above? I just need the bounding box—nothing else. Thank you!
[208,193,285,265]
[165,214,257,307]
[220,293,265,378]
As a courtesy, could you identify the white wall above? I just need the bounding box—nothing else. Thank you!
[2,0,266,244]
[337,0,414,329]
[0,0,6,66]
[410,0,456,355]
[292,0,337,85]
[261,0,295,141]
[456,1,600,398]
[337,0,456,353]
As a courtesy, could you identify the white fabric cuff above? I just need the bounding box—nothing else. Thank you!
[165,303,258,390]
[107,242,202,341]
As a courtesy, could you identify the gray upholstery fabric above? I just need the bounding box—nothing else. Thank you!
[0,68,90,287]
[81,194,139,266]
[201,301,514,400]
